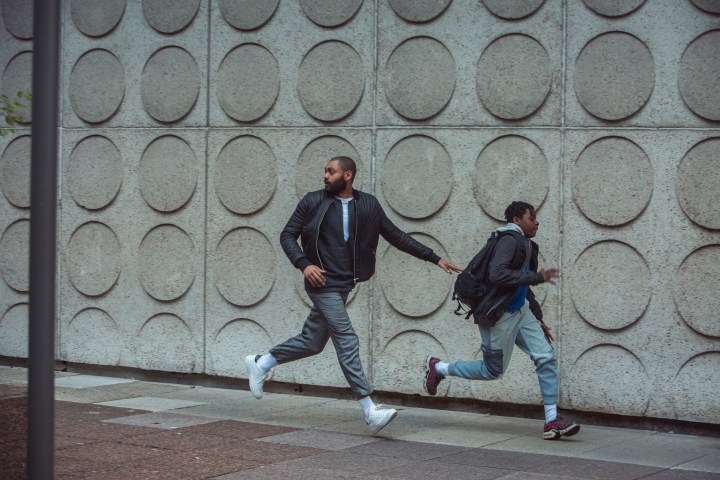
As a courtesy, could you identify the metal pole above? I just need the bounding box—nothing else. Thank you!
[27,0,60,478]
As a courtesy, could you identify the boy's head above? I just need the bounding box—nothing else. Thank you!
[505,201,539,238]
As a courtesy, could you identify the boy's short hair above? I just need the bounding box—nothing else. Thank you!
[504,201,535,223]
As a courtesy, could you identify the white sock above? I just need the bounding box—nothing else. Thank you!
[435,361,450,377]
[544,404,557,423]
[358,396,375,415]
[256,354,277,374]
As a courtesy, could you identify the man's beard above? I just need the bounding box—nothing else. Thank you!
[324,177,346,195]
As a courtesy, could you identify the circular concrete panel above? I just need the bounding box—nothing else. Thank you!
[379,233,451,317]
[679,30,720,121]
[137,314,197,372]
[217,44,279,122]
[0,135,31,208]
[568,345,650,416]
[2,51,32,123]
[300,0,363,27]
[473,135,549,221]
[389,0,451,23]
[210,319,274,377]
[571,241,650,330]
[582,0,646,17]
[141,46,200,123]
[381,135,452,219]
[673,353,720,422]
[66,222,122,297]
[69,49,125,123]
[482,0,545,19]
[215,136,276,215]
[70,0,126,37]
[375,330,450,395]
[219,0,279,31]
[298,41,365,122]
[676,138,720,229]
[67,135,123,211]
[690,0,720,14]
[477,34,551,120]
[295,136,361,198]
[65,308,122,365]
[214,228,276,306]
[143,0,200,34]
[1,0,32,39]
[0,220,29,292]
[572,137,653,226]
[675,245,720,337]
[139,135,198,212]
[138,224,196,301]
[384,37,456,120]
[0,303,28,357]
[575,32,654,121]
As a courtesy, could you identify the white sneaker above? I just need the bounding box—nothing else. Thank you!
[244,354,267,399]
[365,405,398,434]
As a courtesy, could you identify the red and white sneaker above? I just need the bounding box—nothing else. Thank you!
[423,356,444,396]
[543,417,580,440]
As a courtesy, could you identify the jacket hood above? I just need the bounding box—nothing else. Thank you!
[496,223,524,235]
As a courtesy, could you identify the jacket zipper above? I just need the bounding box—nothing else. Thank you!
[353,199,358,284]
[314,199,332,272]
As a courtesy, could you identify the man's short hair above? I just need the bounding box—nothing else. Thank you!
[504,201,535,223]
[331,156,356,181]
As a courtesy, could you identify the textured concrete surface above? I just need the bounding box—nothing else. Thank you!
[0,0,719,426]
[2,367,720,479]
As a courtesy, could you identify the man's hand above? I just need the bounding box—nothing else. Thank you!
[540,267,560,284]
[437,258,463,274]
[541,322,554,343]
[303,265,326,287]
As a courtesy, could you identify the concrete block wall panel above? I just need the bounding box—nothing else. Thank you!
[0,0,718,423]
[204,127,373,389]
[0,0,31,360]
[57,129,207,372]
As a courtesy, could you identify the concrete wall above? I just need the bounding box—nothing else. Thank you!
[1,0,719,424]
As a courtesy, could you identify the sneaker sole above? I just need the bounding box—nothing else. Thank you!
[543,423,580,440]
[422,356,435,396]
[369,410,398,434]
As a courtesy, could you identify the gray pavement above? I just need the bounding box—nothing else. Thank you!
[1,365,719,479]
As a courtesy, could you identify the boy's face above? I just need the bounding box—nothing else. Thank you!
[514,208,539,238]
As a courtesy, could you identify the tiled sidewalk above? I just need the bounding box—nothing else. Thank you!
[1,366,719,479]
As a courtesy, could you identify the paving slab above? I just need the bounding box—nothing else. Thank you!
[55,374,136,389]
[395,425,521,447]
[673,454,720,474]
[271,450,420,477]
[104,411,221,429]
[213,463,344,480]
[259,428,381,450]
[95,395,206,411]
[579,436,710,468]
[56,380,193,403]
[528,456,663,479]
[346,438,472,459]
[363,461,513,480]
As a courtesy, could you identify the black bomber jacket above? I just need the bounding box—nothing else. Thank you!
[280,189,441,284]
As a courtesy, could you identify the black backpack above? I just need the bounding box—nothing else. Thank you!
[452,230,517,319]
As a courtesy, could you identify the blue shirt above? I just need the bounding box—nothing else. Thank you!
[506,266,530,312]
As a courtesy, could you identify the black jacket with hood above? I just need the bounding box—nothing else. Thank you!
[473,225,546,326]
[280,189,441,284]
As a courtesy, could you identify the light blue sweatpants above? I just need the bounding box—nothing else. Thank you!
[448,301,558,405]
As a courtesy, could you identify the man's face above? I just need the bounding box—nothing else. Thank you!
[514,208,539,238]
[324,160,350,195]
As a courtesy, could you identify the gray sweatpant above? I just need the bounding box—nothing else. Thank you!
[269,291,372,397]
